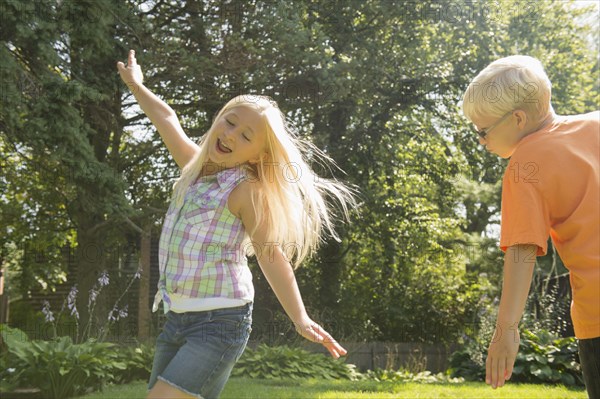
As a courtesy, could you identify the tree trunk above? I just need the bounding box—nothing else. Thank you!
[137,227,151,341]
[74,225,108,342]
[0,267,8,324]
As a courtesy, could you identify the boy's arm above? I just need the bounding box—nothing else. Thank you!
[117,50,199,169]
[486,244,536,389]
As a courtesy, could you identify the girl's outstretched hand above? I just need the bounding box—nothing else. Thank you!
[116,49,144,91]
[294,319,347,359]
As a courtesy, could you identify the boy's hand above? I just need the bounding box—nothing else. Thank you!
[486,324,520,388]
[294,318,347,359]
[116,49,144,92]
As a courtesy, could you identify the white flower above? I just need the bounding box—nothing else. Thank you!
[88,289,99,307]
[67,286,79,319]
[98,271,110,287]
[118,305,128,319]
[42,300,55,323]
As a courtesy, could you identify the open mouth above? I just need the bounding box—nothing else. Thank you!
[217,139,232,153]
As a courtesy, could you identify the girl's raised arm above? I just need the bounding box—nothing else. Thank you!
[117,50,199,169]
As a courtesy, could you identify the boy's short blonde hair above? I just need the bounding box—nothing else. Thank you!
[462,55,552,123]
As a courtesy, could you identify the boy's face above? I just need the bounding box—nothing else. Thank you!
[471,112,522,159]
[207,106,268,169]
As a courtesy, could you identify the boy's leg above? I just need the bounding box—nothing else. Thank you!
[578,336,600,399]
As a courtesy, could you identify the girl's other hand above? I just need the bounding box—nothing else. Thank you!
[116,49,144,91]
[294,319,347,359]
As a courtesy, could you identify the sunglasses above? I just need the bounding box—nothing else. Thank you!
[473,111,513,139]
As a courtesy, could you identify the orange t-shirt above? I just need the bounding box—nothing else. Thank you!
[500,111,600,339]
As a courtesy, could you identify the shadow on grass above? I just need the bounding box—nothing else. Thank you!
[76,377,588,399]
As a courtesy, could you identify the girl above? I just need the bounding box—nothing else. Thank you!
[117,50,355,399]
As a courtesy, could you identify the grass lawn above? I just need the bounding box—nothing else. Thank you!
[79,377,587,399]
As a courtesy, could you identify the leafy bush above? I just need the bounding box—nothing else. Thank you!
[232,344,467,384]
[364,368,464,384]
[0,350,19,393]
[1,326,127,398]
[447,346,485,381]
[448,328,583,386]
[111,343,155,384]
[232,344,360,380]
[511,330,582,385]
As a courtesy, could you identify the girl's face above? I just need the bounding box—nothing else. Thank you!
[207,106,268,169]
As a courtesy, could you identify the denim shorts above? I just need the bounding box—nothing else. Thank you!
[148,303,252,399]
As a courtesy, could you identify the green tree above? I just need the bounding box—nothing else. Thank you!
[1,0,596,345]
[1,0,151,334]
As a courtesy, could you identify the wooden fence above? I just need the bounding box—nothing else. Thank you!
[247,341,459,373]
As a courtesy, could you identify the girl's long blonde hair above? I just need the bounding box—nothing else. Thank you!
[171,95,356,268]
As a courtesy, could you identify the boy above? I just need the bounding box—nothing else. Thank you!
[462,55,599,397]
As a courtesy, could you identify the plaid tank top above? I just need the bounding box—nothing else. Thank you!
[152,167,254,313]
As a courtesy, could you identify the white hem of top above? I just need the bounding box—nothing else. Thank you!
[169,295,251,313]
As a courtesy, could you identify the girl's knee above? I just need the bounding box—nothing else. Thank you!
[146,379,199,399]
